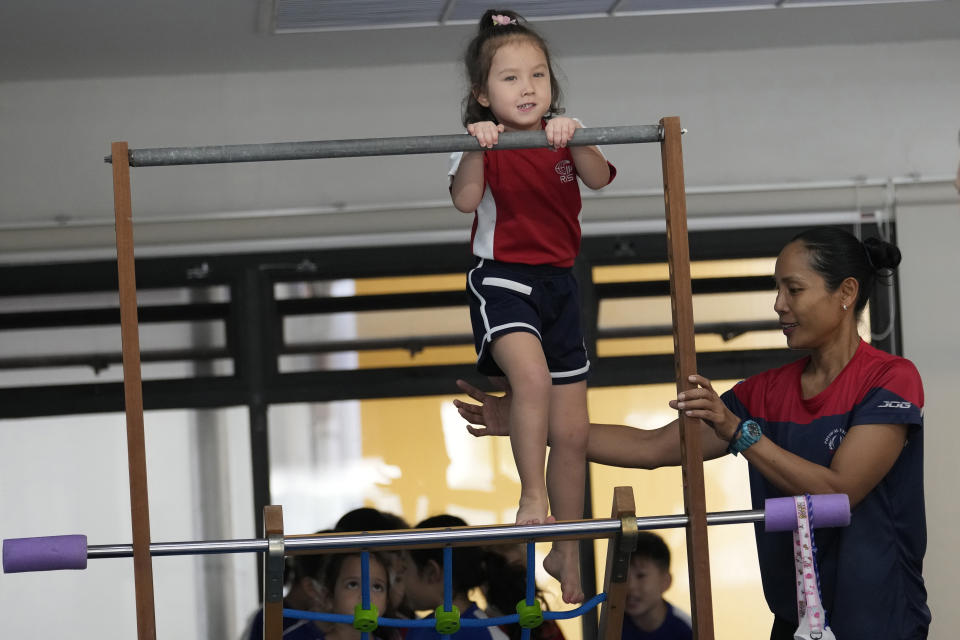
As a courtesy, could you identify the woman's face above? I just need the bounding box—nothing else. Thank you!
[773,240,846,350]
[328,555,389,617]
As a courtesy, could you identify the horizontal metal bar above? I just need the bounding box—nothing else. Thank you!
[86,509,764,560]
[105,126,663,167]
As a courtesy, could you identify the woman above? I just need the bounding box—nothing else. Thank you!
[454,227,929,640]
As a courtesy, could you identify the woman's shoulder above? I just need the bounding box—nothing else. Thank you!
[854,341,924,403]
[735,355,807,394]
[857,341,921,375]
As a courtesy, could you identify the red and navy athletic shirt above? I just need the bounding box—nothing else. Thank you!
[449,119,616,267]
[721,340,929,638]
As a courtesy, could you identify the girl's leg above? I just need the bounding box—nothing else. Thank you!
[490,331,552,525]
[542,380,589,604]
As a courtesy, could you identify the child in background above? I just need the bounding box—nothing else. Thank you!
[402,515,513,640]
[334,507,415,619]
[622,533,692,640]
[317,551,399,640]
[243,533,332,640]
[481,544,566,640]
[449,7,617,605]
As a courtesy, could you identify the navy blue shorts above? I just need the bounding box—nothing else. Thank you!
[466,259,589,385]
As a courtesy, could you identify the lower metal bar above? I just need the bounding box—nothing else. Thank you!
[86,509,764,559]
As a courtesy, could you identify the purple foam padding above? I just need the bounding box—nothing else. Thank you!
[764,494,851,532]
[3,535,88,573]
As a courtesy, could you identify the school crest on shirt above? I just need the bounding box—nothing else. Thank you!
[555,159,575,183]
[824,427,846,451]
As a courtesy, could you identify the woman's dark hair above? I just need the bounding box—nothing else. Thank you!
[790,226,902,315]
[461,8,564,127]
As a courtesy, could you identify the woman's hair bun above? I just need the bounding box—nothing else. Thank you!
[863,236,902,271]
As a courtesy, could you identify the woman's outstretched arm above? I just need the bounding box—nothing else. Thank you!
[454,379,729,469]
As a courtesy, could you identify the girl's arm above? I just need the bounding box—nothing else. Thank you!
[450,151,486,213]
[450,121,503,213]
[544,117,611,190]
[677,374,909,507]
[454,379,730,468]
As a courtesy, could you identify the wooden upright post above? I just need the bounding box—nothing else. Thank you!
[598,487,638,640]
[111,141,157,640]
[263,505,285,640]
[659,118,715,639]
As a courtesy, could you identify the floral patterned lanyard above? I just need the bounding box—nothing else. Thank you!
[793,495,836,640]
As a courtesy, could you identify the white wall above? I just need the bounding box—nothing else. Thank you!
[896,202,960,640]
[1,35,958,638]
[0,39,957,256]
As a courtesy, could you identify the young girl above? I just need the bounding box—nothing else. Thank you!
[317,551,398,640]
[401,515,519,640]
[448,8,616,604]
[243,548,394,640]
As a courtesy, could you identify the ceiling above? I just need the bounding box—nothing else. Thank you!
[1,0,959,82]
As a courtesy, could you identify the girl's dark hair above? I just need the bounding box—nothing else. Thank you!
[790,227,902,315]
[410,517,552,640]
[335,507,409,532]
[481,545,558,640]
[286,529,332,588]
[409,515,490,594]
[461,8,564,127]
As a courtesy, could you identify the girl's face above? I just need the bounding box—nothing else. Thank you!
[476,39,552,132]
[773,241,847,350]
[400,551,437,612]
[328,555,389,618]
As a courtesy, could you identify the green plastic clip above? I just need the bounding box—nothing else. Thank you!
[516,599,543,629]
[435,605,461,634]
[353,604,379,632]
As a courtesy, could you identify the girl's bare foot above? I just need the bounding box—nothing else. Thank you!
[543,540,584,604]
[516,494,548,525]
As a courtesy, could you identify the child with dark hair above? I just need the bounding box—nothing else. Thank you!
[314,550,399,640]
[403,515,521,640]
[450,7,617,605]
[334,507,414,619]
[622,533,691,640]
[243,532,333,640]
[481,544,566,640]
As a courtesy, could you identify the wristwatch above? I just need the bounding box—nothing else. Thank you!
[728,419,762,456]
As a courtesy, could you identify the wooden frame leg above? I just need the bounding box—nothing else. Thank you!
[598,486,638,640]
[111,141,157,640]
[660,117,715,640]
[263,505,285,640]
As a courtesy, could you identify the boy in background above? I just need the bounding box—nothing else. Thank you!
[622,532,692,640]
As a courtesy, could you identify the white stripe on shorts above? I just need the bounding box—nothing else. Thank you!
[550,360,590,379]
[481,276,533,296]
[484,322,542,345]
